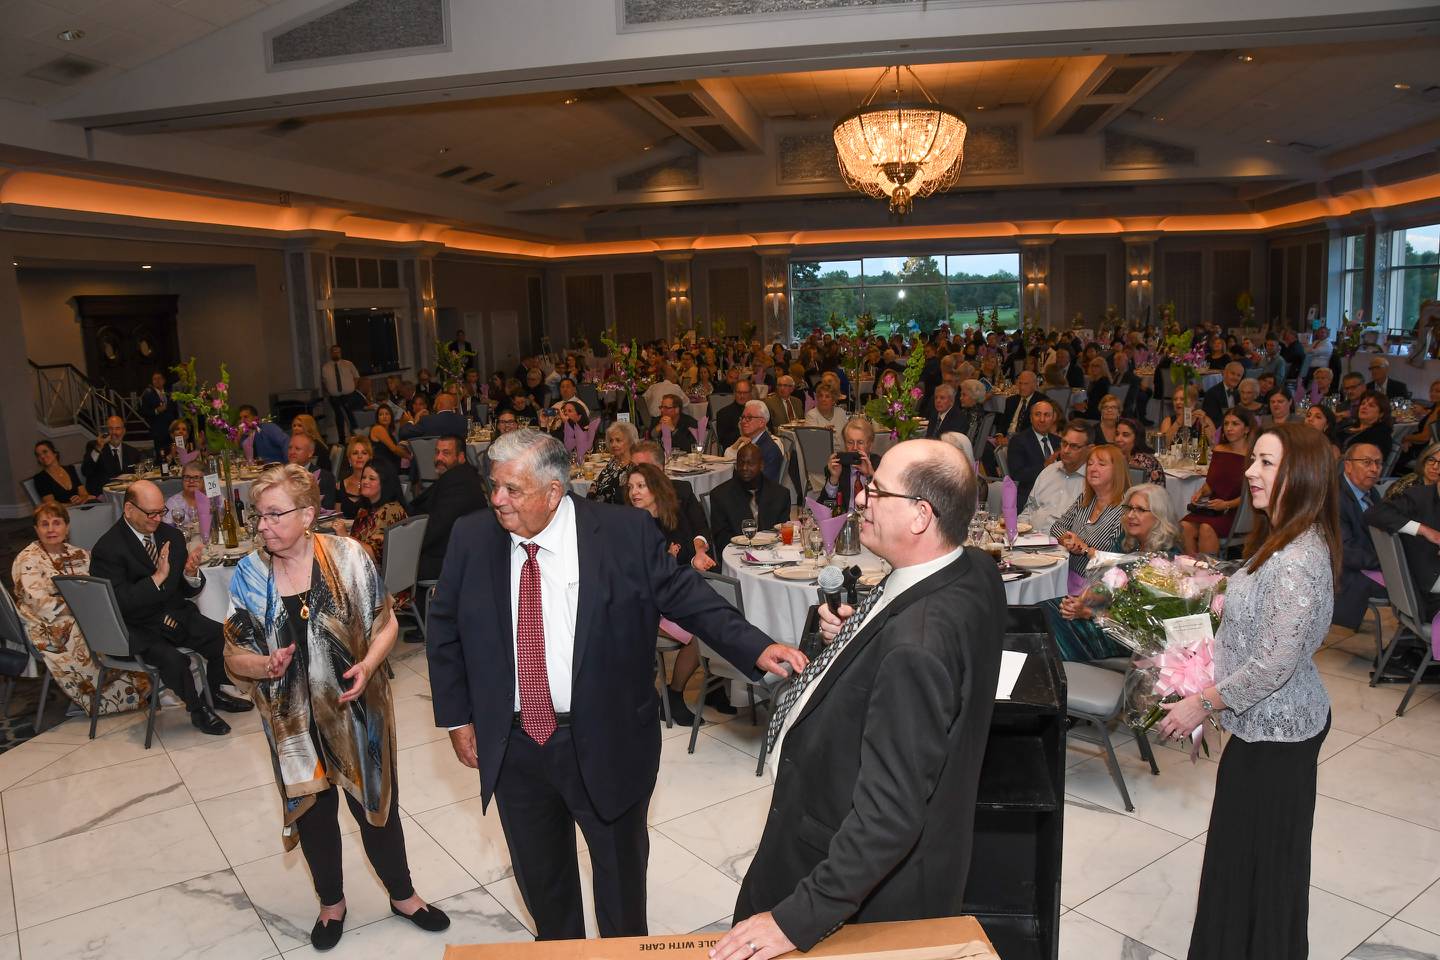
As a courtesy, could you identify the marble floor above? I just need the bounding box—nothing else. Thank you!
[0,625,1436,960]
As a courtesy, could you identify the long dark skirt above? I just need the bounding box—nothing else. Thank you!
[1187,713,1330,960]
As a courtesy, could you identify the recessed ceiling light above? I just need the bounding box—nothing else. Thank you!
[561,96,579,106]
[642,143,653,151]
[974,105,985,111]
[1151,115,1165,122]
[10,261,17,268]
[1236,53,1254,62]
[1394,82,1412,90]
[57,28,84,41]
[141,264,152,270]
[438,146,450,154]
[1264,138,1274,143]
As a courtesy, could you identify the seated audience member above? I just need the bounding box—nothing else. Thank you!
[12,501,149,715]
[1076,357,1112,420]
[726,400,784,484]
[290,414,331,472]
[88,481,252,734]
[1201,363,1245,426]
[1237,378,1265,419]
[31,440,94,505]
[803,382,848,449]
[1266,389,1299,426]
[648,393,699,444]
[1049,444,1130,580]
[368,404,409,473]
[164,462,212,530]
[1305,402,1340,456]
[1367,457,1440,620]
[404,392,431,427]
[631,441,709,544]
[586,421,639,505]
[1181,408,1256,556]
[709,441,791,552]
[1007,398,1062,507]
[1093,394,1122,445]
[400,392,469,441]
[764,375,805,425]
[408,435,487,582]
[819,416,881,514]
[1368,355,1411,400]
[238,405,289,463]
[1042,483,1180,661]
[1337,371,1367,419]
[1307,365,1337,403]
[1115,417,1165,486]
[81,414,145,495]
[1339,390,1394,461]
[543,399,590,442]
[479,409,521,482]
[348,462,409,568]
[1387,440,1440,501]
[336,437,373,520]
[554,377,590,417]
[1023,419,1092,531]
[715,380,754,449]
[287,433,338,511]
[924,383,966,439]
[1334,443,1387,631]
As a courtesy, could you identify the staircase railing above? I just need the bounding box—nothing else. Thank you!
[31,361,145,436]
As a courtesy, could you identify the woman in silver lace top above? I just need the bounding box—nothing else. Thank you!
[1159,423,1340,960]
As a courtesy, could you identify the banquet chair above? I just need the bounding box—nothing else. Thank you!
[381,515,430,646]
[351,409,377,434]
[1062,661,1160,812]
[1218,487,1254,560]
[0,585,54,733]
[22,478,40,507]
[708,394,734,418]
[1370,528,1437,715]
[1110,384,1131,410]
[791,426,835,494]
[408,437,440,485]
[66,503,116,552]
[1044,388,1072,417]
[1128,467,1146,486]
[54,575,211,748]
[655,632,685,729]
[578,383,601,413]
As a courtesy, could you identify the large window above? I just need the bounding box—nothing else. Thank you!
[1341,233,1367,322]
[790,253,1020,336]
[1384,223,1440,332]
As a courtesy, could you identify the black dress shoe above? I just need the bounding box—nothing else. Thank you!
[391,903,450,932]
[311,910,346,951]
[210,690,254,713]
[666,688,701,726]
[190,705,231,735]
[705,688,739,716]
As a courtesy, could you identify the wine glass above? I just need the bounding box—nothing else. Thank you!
[741,519,758,547]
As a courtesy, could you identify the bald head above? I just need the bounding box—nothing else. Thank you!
[123,480,165,533]
[858,439,975,565]
[434,392,457,412]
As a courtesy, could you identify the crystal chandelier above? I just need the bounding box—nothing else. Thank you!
[832,65,968,217]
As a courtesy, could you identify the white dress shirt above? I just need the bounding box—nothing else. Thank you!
[508,495,581,712]
[767,543,966,778]
[321,358,359,397]
[1025,461,1087,532]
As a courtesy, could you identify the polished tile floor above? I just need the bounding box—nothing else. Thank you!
[0,626,1435,959]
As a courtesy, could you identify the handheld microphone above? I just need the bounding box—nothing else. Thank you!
[817,564,846,615]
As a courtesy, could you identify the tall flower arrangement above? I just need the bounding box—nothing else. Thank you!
[170,359,254,547]
[864,344,927,440]
[434,339,473,388]
[1337,310,1373,373]
[599,329,650,422]
[1164,329,1207,394]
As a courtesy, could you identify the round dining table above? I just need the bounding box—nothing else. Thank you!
[1161,463,1211,519]
[570,457,735,506]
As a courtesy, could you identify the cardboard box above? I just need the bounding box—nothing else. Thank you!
[444,916,998,960]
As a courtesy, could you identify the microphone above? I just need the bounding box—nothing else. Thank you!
[817,564,846,615]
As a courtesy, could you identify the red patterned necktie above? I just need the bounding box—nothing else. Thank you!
[516,542,557,744]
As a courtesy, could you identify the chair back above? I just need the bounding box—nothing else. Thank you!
[1110,383,1131,409]
[22,478,40,506]
[709,394,735,418]
[1220,486,1255,557]
[52,576,132,657]
[0,584,28,648]
[703,571,745,616]
[791,426,835,492]
[1371,527,1424,628]
[1044,387,1072,417]
[1128,466,1146,485]
[381,514,429,596]
[1382,430,1406,479]
[352,408,377,433]
[409,437,440,482]
[67,503,116,551]
[974,412,995,450]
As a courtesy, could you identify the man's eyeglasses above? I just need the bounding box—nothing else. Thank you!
[128,505,167,519]
[860,479,940,517]
[255,507,302,525]
[1345,457,1383,468]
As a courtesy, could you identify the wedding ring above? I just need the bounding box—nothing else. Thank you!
[748,943,758,954]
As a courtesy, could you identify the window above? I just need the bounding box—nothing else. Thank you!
[333,308,402,374]
[1340,233,1367,323]
[331,256,403,290]
[789,253,1020,337]
[1384,223,1440,333]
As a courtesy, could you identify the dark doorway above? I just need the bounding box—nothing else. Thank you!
[334,308,403,374]
[73,295,180,395]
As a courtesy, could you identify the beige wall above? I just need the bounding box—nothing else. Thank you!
[18,269,172,368]
[432,258,542,375]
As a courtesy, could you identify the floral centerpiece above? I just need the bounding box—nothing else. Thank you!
[599,329,651,423]
[169,358,257,547]
[1337,310,1374,372]
[864,344,927,441]
[1086,554,1227,758]
[1236,291,1255,326]
[434,338,474,390]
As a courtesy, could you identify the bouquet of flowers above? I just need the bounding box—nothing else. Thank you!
[169,358,255,456]
[864,344,927,440]
[1086,554,1227,758]
[599,329,651,422]
[1337,310,1373,371]
[434,338,473,389]
[1163,329,1208,400]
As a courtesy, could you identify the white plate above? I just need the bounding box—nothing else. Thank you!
[1011,553,1063,569]
[858,573,884,587]
[701,454,731,463]
[774,565,820,582]
[732,532,779,546]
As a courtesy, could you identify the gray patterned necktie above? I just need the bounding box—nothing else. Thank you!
[765,580,887,755]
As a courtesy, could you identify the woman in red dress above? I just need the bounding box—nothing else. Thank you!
[1182,406,1257,555]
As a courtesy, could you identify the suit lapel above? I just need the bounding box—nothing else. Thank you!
[791,553,969,730]
[571,495,602,681]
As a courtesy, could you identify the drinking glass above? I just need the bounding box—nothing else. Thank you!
[741,519,758,546]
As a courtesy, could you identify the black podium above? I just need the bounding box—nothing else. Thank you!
[962,605,1066,960]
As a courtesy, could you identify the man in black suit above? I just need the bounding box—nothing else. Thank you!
[452,328,476,369]
[400,392,470,441]
[409,435,488,581]
[998,370,1039,437]
[715,379,753,449]
[426,430,805,941]
[717,439,1003,958]
[88,481,252,734]
[923,383,966,439]
[1005,396,1060,506]
[1201,362,1245,427]
[1368,357,1411,401]
[646,393,700,446]
[1054,348,1085,388]
[1334,444,1387,630]
[414,368,441,402]
[139,372,175,458]
[81,415,147,496]
[286,433,337,511]
[709,442,791,552]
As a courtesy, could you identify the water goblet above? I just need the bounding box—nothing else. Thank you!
[741,519,758,547]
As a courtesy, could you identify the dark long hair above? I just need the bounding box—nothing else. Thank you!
[627,461,678,530]
[362,462,407,512]
[1242,423,1341,579]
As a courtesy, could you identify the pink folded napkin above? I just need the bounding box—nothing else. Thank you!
[579,420,600,456]
[817,513,847,552]
[805,395,816,412]
[806,497,830,523]
[1364,569,1385,587]
[691,416,707,448]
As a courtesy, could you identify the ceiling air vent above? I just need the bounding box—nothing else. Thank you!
[493,181,521,192]
[24,55,103,85]
[654,93,711,119]
[436,165,470,179]
[692,124,744,153]
[463,171,494,185]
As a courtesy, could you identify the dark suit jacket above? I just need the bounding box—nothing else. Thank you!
[1334,478,1385,629]
[1371,378,1411,400]
[140,387,174,445]
[1202,382,1239,428]
[999,393,1036,436]
[89,519,205,652]
[1078,377,1111,419]
[736,548,1005,950]
[313,467,338,511]
[1366,482,1440,618]
[709,475,791,548]
[408,462,488,580]
[716,402,745,449]
[399,410,468,440]
[924,405,967,440]
[670,478,712,562]
[1059,363,1084,389]
[426,495,773,820]
[648,414,700,445]
[1007,429,1055,506]
[81,442,147,495]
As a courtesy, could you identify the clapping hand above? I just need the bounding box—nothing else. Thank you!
[184,543,204,577]
[152,542,172,585]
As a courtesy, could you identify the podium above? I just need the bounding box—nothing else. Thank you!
[962,605,1066,960]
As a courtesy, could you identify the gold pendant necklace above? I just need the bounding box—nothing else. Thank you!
[299,598,311,620]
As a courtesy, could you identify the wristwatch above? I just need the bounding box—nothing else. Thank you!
[1200,696,1216,713]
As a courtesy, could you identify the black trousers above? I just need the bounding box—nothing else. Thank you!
[130,605,225,711]
[294,781,414,907]
[495,725,650,940]
[1188,713,1330,960]
[328,396,357,443]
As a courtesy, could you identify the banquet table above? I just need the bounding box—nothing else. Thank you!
[196,561,236,622]
[570,458,734,505]
[720,543,1067,647]
[465,438,491,467]
[1162,464,1209,518]
[103,476,256,520]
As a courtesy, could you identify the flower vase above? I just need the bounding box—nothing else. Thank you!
[220,452,240,549]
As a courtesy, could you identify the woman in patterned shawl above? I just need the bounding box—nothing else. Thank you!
[11,500,150,714]
[223,464,448,951]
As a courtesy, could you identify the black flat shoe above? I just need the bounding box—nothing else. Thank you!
[391,903,450,932]
[312,909,346,951]
[211,691,254,713]
[190,705,231,735]
[666,688,701,726]
[705,688,739,716]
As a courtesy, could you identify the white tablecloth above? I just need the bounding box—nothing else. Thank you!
[465,439,491,467]
[196,563,236,622]
[1162,467,1209,519]
[104,478,253,519]
[570,461,734,503]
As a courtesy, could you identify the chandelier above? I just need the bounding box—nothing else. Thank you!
[832,65,968,217]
